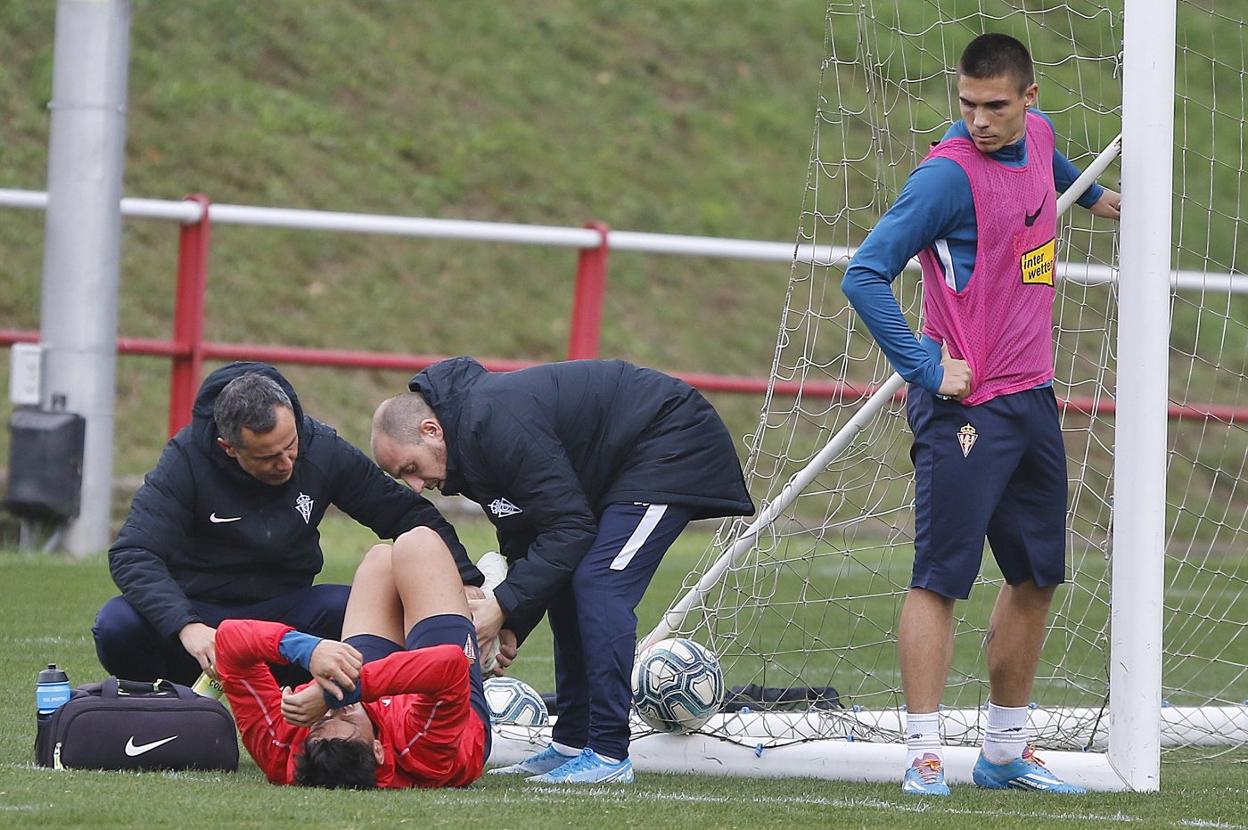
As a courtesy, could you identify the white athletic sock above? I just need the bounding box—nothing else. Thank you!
[982,703,1029,764]
[551,741,583,757]
[594,752,621,764]
[905,711,942,767]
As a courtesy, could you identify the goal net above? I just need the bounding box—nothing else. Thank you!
[635,0,1247,786]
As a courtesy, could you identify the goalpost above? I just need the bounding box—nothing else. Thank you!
[491,1,1247,792]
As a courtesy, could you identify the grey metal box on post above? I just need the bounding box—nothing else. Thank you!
[5,403,86,523]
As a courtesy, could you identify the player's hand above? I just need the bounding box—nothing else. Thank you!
[179,622,219,680]
[281,684,329,727]
[493,629,518,673]
[468,596,505,643]
[309,639,363,700]
[938,342,973,401]
[464,584,486,601]
[1090,188,1121,220]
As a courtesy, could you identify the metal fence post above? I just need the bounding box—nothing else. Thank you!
[566,222,610,360]
[168,194,211,436]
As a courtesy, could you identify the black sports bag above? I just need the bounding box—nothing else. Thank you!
[34,677,238,771]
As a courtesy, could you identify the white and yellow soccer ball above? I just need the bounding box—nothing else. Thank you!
[631,637,725,733]
[483,676,549,726]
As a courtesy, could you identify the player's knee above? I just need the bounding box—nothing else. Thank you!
[356,543,393,580]
[393,527,450,567]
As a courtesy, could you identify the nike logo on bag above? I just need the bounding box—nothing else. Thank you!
[209,513,242,523]
[1024,193,1047,227]
[124,735,178,756]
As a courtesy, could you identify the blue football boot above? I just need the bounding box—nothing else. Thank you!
[972,746,1087,793]
[901,752,951,796]
[526,747,634,784]
[489,744,580,776]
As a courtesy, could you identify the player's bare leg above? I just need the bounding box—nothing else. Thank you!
[971,579,1082,792]
[341,543,404,642]
[898,587,955,795]
[984,580,1056,706]
[899,587,956,712]
[391,527,471,631]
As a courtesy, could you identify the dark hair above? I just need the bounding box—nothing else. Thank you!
[293,738,378,789]
[958,33,1035,93]
[213,373,293,446]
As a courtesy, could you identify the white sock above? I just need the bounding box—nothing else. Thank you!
[982,703,1029,764]
[551,741,582,757]
[905,711,942,767]
[594,752,621,764]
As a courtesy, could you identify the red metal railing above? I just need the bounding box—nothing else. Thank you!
[2,193,1246,434]
[168,193,211,436]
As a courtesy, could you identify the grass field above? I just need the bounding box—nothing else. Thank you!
[1,515,1245,829]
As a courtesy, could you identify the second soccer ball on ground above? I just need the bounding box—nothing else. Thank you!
[631,637,725,734]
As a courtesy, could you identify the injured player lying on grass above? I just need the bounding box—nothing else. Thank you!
[213,527,494,789]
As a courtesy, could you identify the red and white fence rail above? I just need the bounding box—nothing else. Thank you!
[2,187,1245,435]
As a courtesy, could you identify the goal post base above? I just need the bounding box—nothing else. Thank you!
[488,725,1139,791]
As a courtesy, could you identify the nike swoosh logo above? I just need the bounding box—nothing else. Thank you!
[1024,193,1047,227]
[209,513,242,523]
[124,735,178,756]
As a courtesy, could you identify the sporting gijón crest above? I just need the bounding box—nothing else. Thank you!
[488,497,522,518]
[957,424,978,458]
[294,492,314,524]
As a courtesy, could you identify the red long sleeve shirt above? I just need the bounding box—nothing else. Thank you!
[215,619,486,788]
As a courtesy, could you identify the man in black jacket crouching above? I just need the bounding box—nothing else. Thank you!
[94,362,483,686]
[371,357,754,784]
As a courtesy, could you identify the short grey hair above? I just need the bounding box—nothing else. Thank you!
[214,373,293,446]
[372,392,435,446]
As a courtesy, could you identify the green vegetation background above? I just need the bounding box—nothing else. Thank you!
[0,1,829,490]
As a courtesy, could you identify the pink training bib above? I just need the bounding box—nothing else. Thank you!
[918,111,1059,406]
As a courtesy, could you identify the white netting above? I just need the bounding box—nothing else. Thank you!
[651,0,1248,755]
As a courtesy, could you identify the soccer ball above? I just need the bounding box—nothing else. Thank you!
[631,637,724,733]
[483,677,548,726]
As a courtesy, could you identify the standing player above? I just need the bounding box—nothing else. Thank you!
[841,33,1120,795]
[213,526,489,789]
[370,358,754,784]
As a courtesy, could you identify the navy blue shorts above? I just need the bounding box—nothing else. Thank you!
[906,384,1068,599]
[344,614,490,758]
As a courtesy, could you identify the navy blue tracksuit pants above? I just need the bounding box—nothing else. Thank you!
[548,502,693,761]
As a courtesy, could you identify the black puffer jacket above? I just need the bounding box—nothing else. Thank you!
[409,357,754,641]
[110,362,481,639]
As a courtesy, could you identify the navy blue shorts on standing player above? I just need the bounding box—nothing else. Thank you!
[906,384,1068,599]
[345,614,491,759]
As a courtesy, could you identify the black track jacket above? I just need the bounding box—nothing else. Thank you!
[110,362,482,640]
[409,357,754,641]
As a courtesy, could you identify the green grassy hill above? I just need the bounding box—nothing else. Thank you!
[0,0,827,480]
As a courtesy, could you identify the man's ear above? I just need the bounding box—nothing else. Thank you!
[372,738,384,766]
[1023,81,1039,108]
[216,436,239,459]
[420,417,443,441]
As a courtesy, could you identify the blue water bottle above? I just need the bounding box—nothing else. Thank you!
[35,663,71,766]
[37,664,71,715]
